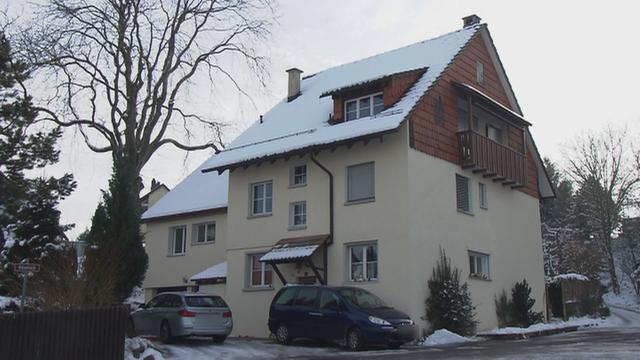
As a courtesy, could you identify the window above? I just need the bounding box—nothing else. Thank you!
[249,254,272,287]
[319,289,341,310]
[251,181,273,216]
[479,183,488,209]
[274,288,298,306]
[344,93,384,121]
[476,61,484,85]
[289,201,307,228]
[348,243,378,281]
[346,162,375,202]
[290,164,307,186]
[193,222,215,244]
[169,226,187,255]
[294,287,319,307]
[486,124,503,143]
[456,174,471,213]
[469,251,490,279]
[434,96,445,126]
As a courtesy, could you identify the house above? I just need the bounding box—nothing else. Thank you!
[141,15,554,337]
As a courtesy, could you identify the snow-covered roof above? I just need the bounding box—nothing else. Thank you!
[548,273,590,283]
[141,159,228,221]
[190,261,227,281]
[260,244,319,263]
[202,24,483,172]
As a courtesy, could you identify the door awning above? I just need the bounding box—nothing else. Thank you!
[259,234,330,264]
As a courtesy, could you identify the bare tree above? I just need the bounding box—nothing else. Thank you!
[565,126,640,294]
[15,0,273,190]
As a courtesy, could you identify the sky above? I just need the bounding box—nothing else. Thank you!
[4,0,640,240]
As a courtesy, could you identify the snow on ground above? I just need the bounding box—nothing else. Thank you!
[418,329,477,347]
[0,295,18,311]
[479,317,608,336]
[125,337,165,360]
[604,289,640,313]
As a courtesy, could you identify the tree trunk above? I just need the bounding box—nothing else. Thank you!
[606,246,620,295]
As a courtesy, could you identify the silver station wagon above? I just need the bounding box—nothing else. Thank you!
[129,292,233,343]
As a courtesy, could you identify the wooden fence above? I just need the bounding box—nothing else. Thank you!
[0,306,128,360]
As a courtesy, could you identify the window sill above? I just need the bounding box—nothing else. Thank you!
[242,286,274,292]
[480,206,488,210]
[288,225,307,231]
[192,241,215,246]
[469,275,491,282]
[457,209,474,216]
[167,253,186,257]
[344,198,375,206]
[288,183,307,189]
[344,279,379,285]
[247,213,273,220]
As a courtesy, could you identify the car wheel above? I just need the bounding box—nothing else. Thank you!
[275,324,292,345]
[212,335,227,343]
[126,318,136,338]
[346,328,363,351]
[159,321,173,344]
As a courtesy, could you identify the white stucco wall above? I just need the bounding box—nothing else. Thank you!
[142,212,228,301]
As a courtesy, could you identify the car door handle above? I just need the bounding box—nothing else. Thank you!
[308,312,323,316]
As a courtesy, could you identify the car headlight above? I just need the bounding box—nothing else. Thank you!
[368,316,391,326]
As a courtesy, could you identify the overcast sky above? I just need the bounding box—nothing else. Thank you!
[5,1,640,240]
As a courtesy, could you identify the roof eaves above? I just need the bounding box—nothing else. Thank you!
[319,67,428,98]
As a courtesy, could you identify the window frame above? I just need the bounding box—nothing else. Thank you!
[479,182,488,209]
[346,242,378,282]
[288,201,307,230]
[289,164,308,187]
[192,221,216,245]
[247,253,273,288]
[168,225,187,256]
[468,251,491,280]
[249,180,273,217]
[346,162,375,204]
[455,174,472,214]
[344,92,384,121]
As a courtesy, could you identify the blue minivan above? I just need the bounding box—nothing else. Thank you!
[268,285,417,351]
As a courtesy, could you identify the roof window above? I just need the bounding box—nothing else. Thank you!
[345,93,384,121]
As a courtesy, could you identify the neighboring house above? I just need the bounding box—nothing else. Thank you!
[142,15,554,337]
[140,179,170,238]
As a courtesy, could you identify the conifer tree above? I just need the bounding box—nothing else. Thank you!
[425,248,477,336]
[510,279,543,327]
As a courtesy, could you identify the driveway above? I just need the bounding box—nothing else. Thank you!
[155,305,640,359]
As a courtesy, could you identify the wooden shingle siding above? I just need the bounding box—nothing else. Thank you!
[409,31,539,198]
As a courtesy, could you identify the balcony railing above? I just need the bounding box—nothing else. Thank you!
[457,130,527,187]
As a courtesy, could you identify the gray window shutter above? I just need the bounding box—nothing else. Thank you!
[347,162,375,201]
[456,175,470,212]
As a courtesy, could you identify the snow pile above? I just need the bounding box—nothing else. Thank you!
[480,317,603,336]
[548,273,589,283]
[190,261,227,281]
[125,337,165,360]
[124,287,145,309]
[604,291,640,313]
[0,296,18,310]
[418,329,474,347]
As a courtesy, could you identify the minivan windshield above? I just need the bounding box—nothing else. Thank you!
[338,288,388,309]
[185,296,227,308]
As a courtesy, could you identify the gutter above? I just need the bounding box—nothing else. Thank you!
[310,154,333,284]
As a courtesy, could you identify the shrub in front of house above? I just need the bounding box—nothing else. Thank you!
[494,289,512,327]
[510,279,544,327]
[425,248,477,336]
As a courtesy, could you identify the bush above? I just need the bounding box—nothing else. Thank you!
[510,279,543,327]
[425,248,477,336]
[495,289,512,327]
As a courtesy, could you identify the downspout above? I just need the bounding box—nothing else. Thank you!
[310,154,333,285]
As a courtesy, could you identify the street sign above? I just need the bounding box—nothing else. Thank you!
[12,263,40,273]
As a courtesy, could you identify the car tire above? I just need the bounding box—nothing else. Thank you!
[126,318,136,338]
[212,335,227,343]
[346,328,363,351]
[275,324,292,345]
[159,321,173,344]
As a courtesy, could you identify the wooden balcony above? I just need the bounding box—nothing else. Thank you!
[457,130,526,187]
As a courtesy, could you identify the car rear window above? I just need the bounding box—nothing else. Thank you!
[185,296,227,308]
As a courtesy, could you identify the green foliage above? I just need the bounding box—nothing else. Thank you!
[84,157,148,302]
[510,279,543,327]
[494,289,512,328]
[0,32,75,295]
[425,248,477,336]
[541,158,574,228]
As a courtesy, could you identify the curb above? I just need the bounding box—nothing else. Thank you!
[478,325,580,340]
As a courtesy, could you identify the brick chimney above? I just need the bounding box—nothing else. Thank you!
[462,14,481,28]
[286,68,303,102]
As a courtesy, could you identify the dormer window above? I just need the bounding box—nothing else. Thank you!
[345,93,384,121]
